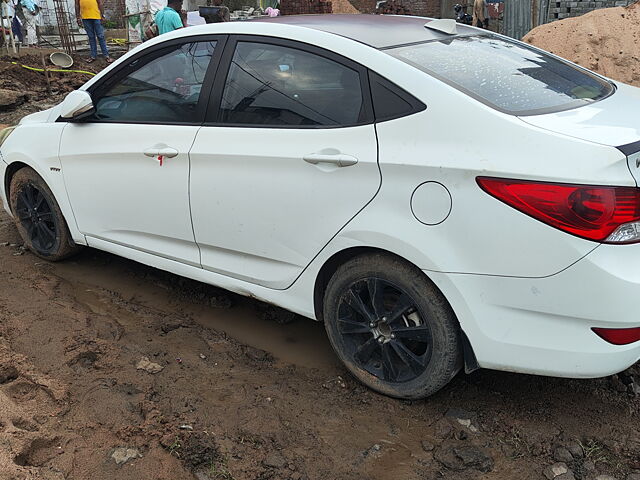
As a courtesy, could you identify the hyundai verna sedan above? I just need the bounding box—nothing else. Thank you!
[1,15,639,399]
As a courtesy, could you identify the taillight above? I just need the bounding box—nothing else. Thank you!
[477,177,640,243]
[592,327,640,345]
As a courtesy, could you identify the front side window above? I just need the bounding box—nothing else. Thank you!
[387,35,614,116]
[219,42,364,127]
[93,41,217,123]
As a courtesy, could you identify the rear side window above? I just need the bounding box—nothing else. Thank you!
[219,41,365,127]
[369,72,426,122]
[92,41,217,123]
[387,35,614,116]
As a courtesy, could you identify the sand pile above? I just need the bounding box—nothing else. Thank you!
[523,1,640,87]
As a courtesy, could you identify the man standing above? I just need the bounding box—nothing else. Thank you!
[155,0,186,35]
[472,0,488,29]
[209,0,229,23]
[75,0,113,63]
[19,0,38,47]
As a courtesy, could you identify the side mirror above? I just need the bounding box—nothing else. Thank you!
[59,90,95,120]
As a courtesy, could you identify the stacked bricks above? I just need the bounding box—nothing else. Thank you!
[377,0,413,14]
[403,0,440,16]
[548,0,635,21]
[377,0,440,17]
[280,0,333,14]
[280,0,439,16]
[347,0,376,13]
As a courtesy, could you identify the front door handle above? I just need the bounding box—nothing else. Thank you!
[143,145,179,158]
[303,153,358,167]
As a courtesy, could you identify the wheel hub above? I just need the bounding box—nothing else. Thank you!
[369,317,395,343]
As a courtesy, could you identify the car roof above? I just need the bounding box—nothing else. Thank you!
[252,14,479,49]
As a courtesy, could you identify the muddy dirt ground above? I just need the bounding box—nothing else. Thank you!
[1,49,640,480]
[0,190,639,480]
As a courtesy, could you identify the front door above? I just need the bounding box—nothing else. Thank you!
[189,38,381,288]
[59,39,221,266]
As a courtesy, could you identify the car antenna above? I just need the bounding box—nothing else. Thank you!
[425,18,457,35]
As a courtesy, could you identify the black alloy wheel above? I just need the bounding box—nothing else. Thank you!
[337,278,432,383]
[323,254,462,399]
[9,167,81,261]
[15,182,60,255]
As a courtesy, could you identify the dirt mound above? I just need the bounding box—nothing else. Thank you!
[523,1,640,87]
[0,54,101,94]
[0,54,105,124]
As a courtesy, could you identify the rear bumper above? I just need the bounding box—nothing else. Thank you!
[429,243,640,378]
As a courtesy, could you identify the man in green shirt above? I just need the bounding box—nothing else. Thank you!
[155,0,185,35]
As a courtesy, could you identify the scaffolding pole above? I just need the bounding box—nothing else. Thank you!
[53,0,76,54]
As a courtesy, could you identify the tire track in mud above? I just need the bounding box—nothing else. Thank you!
[0,336,68,480]
[0,215,193,479]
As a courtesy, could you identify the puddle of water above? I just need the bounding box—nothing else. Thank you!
[191,300,339,370]
[71,288,112,317]
[51,250,340,370]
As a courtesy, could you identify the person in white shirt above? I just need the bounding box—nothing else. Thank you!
[19,0,38,46]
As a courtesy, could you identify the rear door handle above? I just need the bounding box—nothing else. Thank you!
[303,153,358,167]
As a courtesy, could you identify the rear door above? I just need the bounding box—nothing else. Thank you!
[189,36,381,289]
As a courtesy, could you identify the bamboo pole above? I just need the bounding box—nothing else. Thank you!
[41,54,51,95]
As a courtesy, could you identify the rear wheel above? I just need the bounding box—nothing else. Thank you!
[323,253,462,399]
[9,167,81,261]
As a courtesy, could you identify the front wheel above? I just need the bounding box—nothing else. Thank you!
[9,167,81,261]
[323,253,462,399]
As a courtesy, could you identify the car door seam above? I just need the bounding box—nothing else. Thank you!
[188,126,204,268]
[281,122,384,291]
[57,122,86,238]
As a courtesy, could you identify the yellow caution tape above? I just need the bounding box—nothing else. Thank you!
[10,61,96,76]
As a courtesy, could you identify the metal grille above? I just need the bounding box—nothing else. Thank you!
[38,0,52,25]
[503,0,532,40]
[52,0,76,54]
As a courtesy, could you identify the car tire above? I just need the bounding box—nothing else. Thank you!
[323,253,462,399]
[9,167,81,261]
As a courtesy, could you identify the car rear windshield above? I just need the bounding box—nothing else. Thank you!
[386,35,614,116]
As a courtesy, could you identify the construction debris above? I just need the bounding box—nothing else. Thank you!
[0,53,102,123]
[0,88,26,111]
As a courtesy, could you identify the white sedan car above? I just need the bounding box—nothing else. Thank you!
[1,15,639,398]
